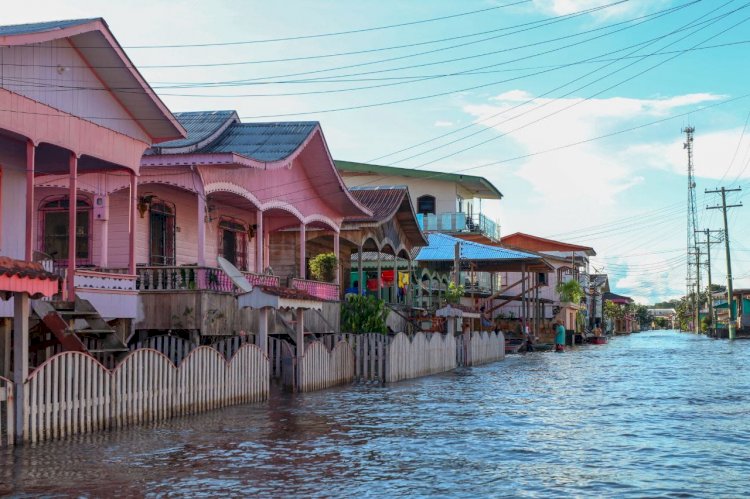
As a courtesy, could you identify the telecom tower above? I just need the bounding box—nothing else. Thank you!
[683,126,699,329]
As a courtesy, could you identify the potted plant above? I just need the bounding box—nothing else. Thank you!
[309,252,338,282]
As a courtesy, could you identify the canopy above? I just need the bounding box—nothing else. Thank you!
[415,233,553,273]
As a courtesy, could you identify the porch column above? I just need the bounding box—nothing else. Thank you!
[13,292,29,443]
[377,251,382,300]
[197,194,206,266]
[333,231,340,285]
[295,307,305,388]
[392,256,398,304]
[518,265,526,333]
[0,318,10,379]
[68,153,78,299]
[263,224,270,270]
[257,307,269,355]
[128,171,137,275]
[357,242,364,295]
[255,210,264,273]
[25,141,35,261]
[407,258,413,307]
[299,222,306,279]
[98,182,109,268]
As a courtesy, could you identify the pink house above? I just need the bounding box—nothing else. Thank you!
[0,18,185,410]
[0,19,185,308]
[38,110,372,338]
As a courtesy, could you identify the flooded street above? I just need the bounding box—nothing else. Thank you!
[2,330,749,497]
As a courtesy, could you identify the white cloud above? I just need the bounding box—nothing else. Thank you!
[623,127,750,182]
[461,90,727,303]
[462,91,719,208]
[433,120,454,128]
[531,0,669,19]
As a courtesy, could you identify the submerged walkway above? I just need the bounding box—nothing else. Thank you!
[2,331,749,496]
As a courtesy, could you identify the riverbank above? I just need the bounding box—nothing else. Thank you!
[2,330,749,496]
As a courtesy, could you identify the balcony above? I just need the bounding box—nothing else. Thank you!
[291,278,340,301]
[416,212,500,241]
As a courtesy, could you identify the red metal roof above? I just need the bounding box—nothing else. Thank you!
[0,257,61,299]
[500,232,596,256]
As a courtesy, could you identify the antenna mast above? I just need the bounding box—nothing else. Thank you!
[683,126,699,331]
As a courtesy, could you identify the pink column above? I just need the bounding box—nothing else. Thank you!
[197,194,206,266]
[128,172,137,275]
[255,210,264,273]
[299,222,306,279]
[24,141,35,261]
[333,231,340,285]
[263,226,270,270]
[67,153,78,299]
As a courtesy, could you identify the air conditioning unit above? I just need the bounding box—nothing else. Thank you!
[93,195,109,221]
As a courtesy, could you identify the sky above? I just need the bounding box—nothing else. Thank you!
[5,0,750,304]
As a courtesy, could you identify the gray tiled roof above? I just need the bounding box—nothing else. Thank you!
[0,18,98,37]
[152,111,319,162]
[199,122,318,162]
[154,110,238,149]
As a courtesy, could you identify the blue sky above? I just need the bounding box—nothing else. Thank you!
[6,0,750,303]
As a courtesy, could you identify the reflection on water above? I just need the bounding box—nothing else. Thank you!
[2,331,749,497]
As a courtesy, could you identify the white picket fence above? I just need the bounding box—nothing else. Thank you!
[129,334,255,366]
[470,331,505,365]
[22,344,269,443]
[0,376,13,447]
[298,341,355,392]
[385,332,457,383]
[323,333,388,382]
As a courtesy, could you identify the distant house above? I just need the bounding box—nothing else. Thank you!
[603,292,635,334]
[495,233,597,331]
[336,160,504,297]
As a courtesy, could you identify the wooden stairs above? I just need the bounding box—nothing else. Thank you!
[31,297,129,363]
[273,309,317,346]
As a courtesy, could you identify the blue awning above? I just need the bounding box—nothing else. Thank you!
[416,233,549,270]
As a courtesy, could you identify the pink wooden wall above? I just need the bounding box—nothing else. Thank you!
[0,40,149,144]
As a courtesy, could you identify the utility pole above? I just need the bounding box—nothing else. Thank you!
[706,187,743,339]
[694,246,701,334]
[696,229,722,334]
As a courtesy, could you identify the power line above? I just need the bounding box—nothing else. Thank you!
[123,1,534,48]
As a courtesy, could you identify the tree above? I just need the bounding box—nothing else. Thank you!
[634,304,652,328]
[556,279,583,304]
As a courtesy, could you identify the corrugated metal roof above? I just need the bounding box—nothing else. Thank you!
[346,186,409,223]
[151,111,238,150]
[416,233,539,262]
[0,18,97,36]
[199,122,318,162]
[335,160,503,200]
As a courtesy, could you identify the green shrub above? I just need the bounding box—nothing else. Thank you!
[309,252,338,282]
[341,294,389,334]
[445,282,465,304]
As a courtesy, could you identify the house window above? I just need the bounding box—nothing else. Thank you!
[149,201,176,266]
[40,196,92,265]
[218,217,248,270]
[417,195,436,215]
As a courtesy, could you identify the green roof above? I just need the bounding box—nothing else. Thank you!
[334,160,503,200]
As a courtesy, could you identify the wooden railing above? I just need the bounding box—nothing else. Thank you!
[292,278,340,301]
[242,272,281,288]
[74,269,137,291]
[135,266,234,292]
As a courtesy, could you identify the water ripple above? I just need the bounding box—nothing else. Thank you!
[1,330,750,497]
